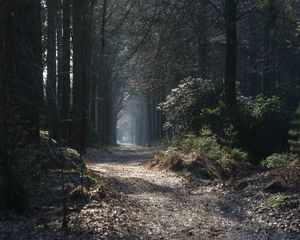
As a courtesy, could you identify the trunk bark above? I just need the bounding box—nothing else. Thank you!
[224,0,237,110]
[61,0,71,144]
[47,0,59,140]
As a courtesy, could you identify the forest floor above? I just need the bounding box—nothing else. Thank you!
[1,143,299,239]
[87,144,300,240]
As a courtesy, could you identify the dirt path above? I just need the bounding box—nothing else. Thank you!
[87,145,297,240]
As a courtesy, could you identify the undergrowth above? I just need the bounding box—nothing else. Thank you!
[149,128,250,181]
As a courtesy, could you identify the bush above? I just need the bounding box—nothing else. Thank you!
[158,77,220,136]
[159,77,291,161]
[262,153,298,168]
[227,95,289,160]
[247,95,289,159]
[152,128,250,181]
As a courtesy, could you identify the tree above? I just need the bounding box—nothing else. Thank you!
[224,0,238,111]
[60,0,71,144]
[71,0,96,152]
[46,0,59,140]
[0,0,43,210]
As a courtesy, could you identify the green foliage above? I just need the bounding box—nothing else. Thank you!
[260,194,290,209]
[262,153,298,168]
[152,128,249,181]
[251,95,285,119]
[177,128,249,167]
[160,77,291,161]
[289,103,300,159]
[197,95,289,160]
[158,77,220,136]
[237,95,289,160]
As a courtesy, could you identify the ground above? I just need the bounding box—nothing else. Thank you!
[0,144,299,239]
[87,144,300,240]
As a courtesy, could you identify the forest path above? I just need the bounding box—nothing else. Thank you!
[86,145,288,240]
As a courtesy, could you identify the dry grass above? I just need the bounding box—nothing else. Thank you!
[147,150,250,182]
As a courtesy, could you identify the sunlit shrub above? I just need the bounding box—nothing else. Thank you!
[262,153,298,168]
[158,77,219,136]
[151,128,250,181]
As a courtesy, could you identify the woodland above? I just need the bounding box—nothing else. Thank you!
[0,0,300,239]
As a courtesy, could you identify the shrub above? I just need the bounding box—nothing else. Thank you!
[150,128,250,181]
[232,95,289,160]
[159,77,291,161]
[262,153,298,168]
[158,77,219,136]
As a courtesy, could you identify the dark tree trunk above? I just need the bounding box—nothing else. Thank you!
[14,0,43,142]
[0,0,43,209]
[71,0,95,152]
[47,0,59,140]
[57,4,63,111]
[60,0,71,144]
[197,0,209,79]
[263,2,276,96]
[224,0,237,110]
[71,0,83,151]
[248,14,259,96]
[0,0,14,209]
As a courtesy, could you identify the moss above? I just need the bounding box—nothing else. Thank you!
[260,194,290,209]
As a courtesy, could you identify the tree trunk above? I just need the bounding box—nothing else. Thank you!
[71,0,95,152]
[15,0,43,142]
[60,0,71,145]
[71,0,83,151]
[197,0,209,79]
[57,4,63,111]
[263,2,276,96]
[47,0,59,140]
[224,0,237,111]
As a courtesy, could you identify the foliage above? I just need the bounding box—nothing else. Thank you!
[158,77,219,136]
[160,77,290,160]
[148,128,250,181]
[289,103,300,159]
[262,153,298,168]
[243,95,290,159]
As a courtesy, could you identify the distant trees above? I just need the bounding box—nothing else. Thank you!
[1,0,300,156]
